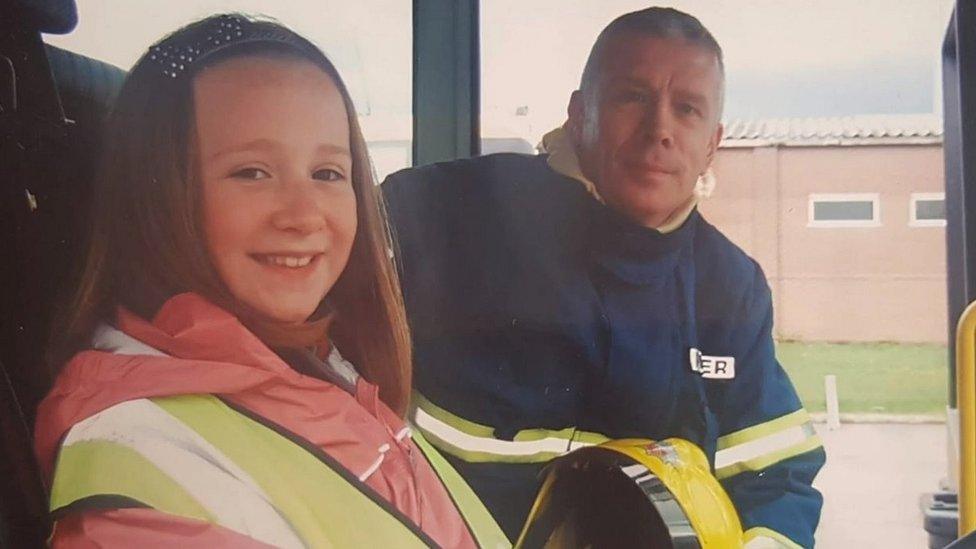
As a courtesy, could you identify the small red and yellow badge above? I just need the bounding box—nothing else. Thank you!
[643,441,681,466]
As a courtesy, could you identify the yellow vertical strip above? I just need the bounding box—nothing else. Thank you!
[957,301,976,537]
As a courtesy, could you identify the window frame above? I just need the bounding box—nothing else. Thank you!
[807,193,882,228]
[909,192,947,228]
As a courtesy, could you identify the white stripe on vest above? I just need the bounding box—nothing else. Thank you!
[64,398,304,548]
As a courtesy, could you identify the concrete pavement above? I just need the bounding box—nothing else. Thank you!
[813,422,947,548]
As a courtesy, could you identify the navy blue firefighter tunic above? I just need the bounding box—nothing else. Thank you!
[383,153,824,548]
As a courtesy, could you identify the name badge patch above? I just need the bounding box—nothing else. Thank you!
[689,348,735,380]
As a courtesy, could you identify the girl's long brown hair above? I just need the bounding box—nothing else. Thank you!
[52,15,412,415]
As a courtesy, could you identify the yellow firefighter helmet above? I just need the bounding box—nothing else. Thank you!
[515,438,743,548]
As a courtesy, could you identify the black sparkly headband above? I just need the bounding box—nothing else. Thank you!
[147,14,319,79]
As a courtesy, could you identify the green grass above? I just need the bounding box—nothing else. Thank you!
[776,341,949,416]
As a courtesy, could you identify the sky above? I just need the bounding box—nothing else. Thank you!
[43,0,414,117]
[481,0,955,141]
[45,0,955,147]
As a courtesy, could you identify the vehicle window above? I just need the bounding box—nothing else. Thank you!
[44,0,412,181]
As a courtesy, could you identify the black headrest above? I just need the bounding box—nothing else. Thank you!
[3,0,77,35]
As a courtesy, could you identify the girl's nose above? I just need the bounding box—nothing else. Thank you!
[269,178,326,234]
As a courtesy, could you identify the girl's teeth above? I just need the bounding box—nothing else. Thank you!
[263,255,313,268]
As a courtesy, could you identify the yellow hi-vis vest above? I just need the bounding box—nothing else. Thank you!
[49,394,510,549]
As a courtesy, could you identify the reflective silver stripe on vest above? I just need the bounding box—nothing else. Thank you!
[91,323,386,482]
[63,398,304,548]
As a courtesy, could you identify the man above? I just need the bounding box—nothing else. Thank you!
[383,7,824,548]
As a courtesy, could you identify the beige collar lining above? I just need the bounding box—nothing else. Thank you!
[539,124,705,234]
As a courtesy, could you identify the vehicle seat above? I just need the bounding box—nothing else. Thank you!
[0,1,125,546]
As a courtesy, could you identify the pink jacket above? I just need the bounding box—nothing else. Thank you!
[35,293,477,548]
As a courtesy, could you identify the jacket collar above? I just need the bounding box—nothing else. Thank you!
[540,123,701,235]
[116,292,289,372]
[35,293,359,478]
[587,201,699,285]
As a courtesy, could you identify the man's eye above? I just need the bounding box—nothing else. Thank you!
[678,103,701,116]
[617,90,646,103]
[230,167,270,180]
[313,168,345,182]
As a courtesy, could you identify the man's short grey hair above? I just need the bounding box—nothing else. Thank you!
[579,7,724,92]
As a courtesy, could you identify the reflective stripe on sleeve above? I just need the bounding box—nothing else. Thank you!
[714,410,823,480]
[742,526,804,549]
[410,392,609,463]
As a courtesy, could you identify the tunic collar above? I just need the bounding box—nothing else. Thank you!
[586,198,699,285]
[540,123,700,235]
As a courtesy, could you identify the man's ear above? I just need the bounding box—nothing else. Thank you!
[705,123,724,166]
[567,90,585,146]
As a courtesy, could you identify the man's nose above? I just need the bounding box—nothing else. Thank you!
[270,176,326,234]
[641,100,674,148]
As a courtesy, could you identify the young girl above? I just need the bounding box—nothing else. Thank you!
[33,14,503,548]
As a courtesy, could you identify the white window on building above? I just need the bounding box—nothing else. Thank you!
[808,193,881,228]
[909,192,947,227]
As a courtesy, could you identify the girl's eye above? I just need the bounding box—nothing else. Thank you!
[313,168,345,182]
[230,167,271,180]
